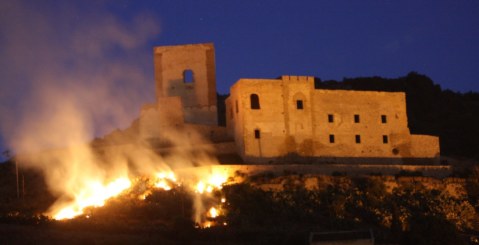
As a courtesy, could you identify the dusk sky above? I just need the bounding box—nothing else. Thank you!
[1,0,479,156]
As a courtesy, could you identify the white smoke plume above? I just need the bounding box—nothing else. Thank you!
[0,1,159,141]
[0,1,227,224]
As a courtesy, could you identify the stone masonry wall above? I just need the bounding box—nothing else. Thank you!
[227,76,440,163]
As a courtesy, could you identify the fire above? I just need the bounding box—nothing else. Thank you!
[154,171,177,190]
[53,177,131,220]
[195,172,228,194]
[51,167,231,225]
[208,207,219,218]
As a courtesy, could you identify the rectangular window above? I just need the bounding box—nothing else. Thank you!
[328,114,334,123]
[383,135,388,144]
[235,100,239,113]
[354,114,360,123]
[329,134,335,143]
[355,135,361,144]
[296,100,303,109]
[254,129,260,139]
[381,115,387,123]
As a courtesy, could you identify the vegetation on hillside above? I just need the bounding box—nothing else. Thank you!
[1,159,478,244]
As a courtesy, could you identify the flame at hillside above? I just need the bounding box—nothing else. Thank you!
[52,177,131,220]
[46,165,232,227]
[8,78,232,227]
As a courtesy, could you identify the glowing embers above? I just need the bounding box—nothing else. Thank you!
[53,177,131,220]
[208,207,219,218]
[199,198,228,228]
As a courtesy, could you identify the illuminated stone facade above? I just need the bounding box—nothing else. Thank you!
[139,43,228,143]
[139,43,440,164]
[225,76,440,164]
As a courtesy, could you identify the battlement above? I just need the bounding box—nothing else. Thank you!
[281,75,314,83]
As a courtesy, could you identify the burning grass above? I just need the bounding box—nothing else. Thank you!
[47,167,233,229]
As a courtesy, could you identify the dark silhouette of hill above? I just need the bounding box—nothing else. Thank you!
[218,72,479,160]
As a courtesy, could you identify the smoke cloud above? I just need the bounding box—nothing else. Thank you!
[0,1,226,224]
[0,0,159,150]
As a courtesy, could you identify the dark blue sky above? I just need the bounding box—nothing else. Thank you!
[1,0,479,157]
[146,0,479,93]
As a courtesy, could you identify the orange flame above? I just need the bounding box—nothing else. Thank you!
[208,207,219,218]
[195,172,228,194]
[51,167,231,224]
[154,171,177,190]
[52,177,131,220]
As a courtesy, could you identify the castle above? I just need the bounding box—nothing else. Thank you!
[138,43,440,164]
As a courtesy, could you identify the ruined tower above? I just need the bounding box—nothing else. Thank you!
[153,43,217,125]
[138,43,227,142]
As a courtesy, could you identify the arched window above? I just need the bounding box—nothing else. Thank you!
[250,94,260,109]
[183,69,194,83]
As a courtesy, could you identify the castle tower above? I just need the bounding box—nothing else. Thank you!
[153,43,217,125]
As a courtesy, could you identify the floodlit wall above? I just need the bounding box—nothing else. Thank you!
[409,135,441,158]
[227,76,440,163]
[311,89,409,158]
[153,43,217,125]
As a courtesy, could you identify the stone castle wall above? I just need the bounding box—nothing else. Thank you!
[227,75,440,163]
[138,43,440,165]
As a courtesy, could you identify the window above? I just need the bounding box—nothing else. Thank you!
[235,100,238,113]
[254,129,260,139]
[383,135,388,144]
[355,135,361,144]
[328,114,334,123]
[381,115,387,124]
[183,69,194,83]
[296,100,303,109]
[354,114,360,123]
[250,94,260,109]
[329,134,335,143]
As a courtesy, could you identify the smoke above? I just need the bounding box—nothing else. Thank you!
[0,0,159,146]
[0,1,225,223]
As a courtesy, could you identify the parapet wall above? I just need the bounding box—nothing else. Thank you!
[281,75,314,83]
[410,134,440,158]
[192,164,453,179]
